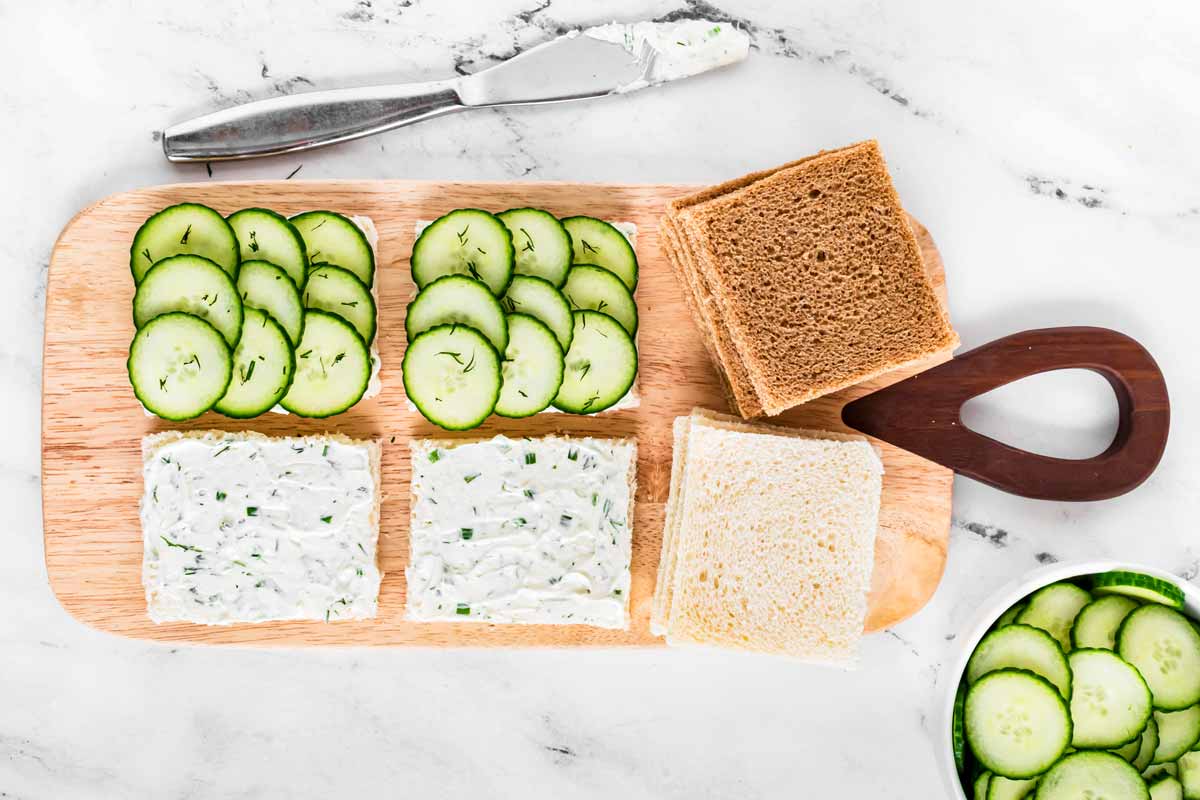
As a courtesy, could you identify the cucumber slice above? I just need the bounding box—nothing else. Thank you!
[236,260,304,346]
[279,311,370,418]
[561,216,638,290]
[561,264,639,335]
[1151,776,1184,800]
[130,203,239,283]
[553,310,637,415]
[502,275,573,351]
[1069,649,1153,749]
[1038,752,1149,800]
[495,313,564,419]
[226,208,307,286]
[1119,606,1200,711]
[1152,707,1200,763]
[303,265,376,345]
[997,602,1028,629]
[1114,735,1145,763]
[406,275,508,353]
[968,624,1072,698]
[133,255,243,346]
[1177,751,1200,800]
[1016,582,1093,651]
[402,324,500,430]
[127,312,231,420]
[1134,719,1161,773]
[965,669,1072,779]
[290,211,375,288]
[954,681,969,775]
[1074,595,1141,650]
[974,772,993,800]
[412,209,514,295]
[1147,764,1180,782]
[1095,572,1187,609]
[497,207,573,287]
[214,308,295,418]
[987,775,1038,800]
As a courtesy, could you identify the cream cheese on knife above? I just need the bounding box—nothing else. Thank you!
[583,19,751,93]
[407,435,636,628]
[141,431,382,624]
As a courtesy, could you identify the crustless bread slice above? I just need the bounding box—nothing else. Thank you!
[653,410,883,664]
[662,140,958,417]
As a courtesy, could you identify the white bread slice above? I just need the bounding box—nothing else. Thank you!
[659,411,883,665]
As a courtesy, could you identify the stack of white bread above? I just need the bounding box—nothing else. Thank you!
[651,409,884,666]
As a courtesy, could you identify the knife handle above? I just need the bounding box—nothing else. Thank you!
[162,81,465,162]
[841,327,1170,501]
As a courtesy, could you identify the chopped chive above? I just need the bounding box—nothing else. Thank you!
[160,536,200,553]
[428,450,441,463]
[321,515,332,524]
[523,489,534,499]
[464,473,479,484]
[247,507,258,516]
[592,493,598,506]
[461,528,473,540]
[524,453,536,465]
[233,560,246,567]
[567,448,579,461]
[456,603,470,615]
[613,588,623,595]
[322,445,329,456]
[559,514,573,527]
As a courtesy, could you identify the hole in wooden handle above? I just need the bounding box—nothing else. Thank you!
[841,327,1170,501]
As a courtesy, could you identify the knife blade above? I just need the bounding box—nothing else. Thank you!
[162,20,749,162]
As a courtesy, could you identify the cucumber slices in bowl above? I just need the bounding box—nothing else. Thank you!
[404,207,641,430]
[126,202,378,419]
[955,571,1200,800]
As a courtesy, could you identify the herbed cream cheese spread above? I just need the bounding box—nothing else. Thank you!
[583,19,750,93]
[406,435,636,628]
[141,431,382,624]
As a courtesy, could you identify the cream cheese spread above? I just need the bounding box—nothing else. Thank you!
[406,435,636,628]
[141,431,382,624]
[582,19,750,93]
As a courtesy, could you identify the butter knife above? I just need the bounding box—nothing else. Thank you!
[162,21,750,162]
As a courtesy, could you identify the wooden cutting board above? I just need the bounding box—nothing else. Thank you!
[41,180,952,646]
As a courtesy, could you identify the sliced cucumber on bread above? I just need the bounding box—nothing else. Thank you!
[279,310,370,418]
[130,202,239,283]
[412,208,514,295]
[128,312,232,420]
[494,313,563,418]
[406,274,508,353]
[214,308,295,418]
[236,259,304,346]
[562,264,638,335]
[403,324,500,430]
[304,265,376,345]
[133,255,243,346]
[498,207,573,287]
[290,210,375,287]
[561,216,638,290]
[226,208,307,286]
[553,310,637,414]
[502,274,574,351]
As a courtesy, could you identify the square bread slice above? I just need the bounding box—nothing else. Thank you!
[656,410,883,665]
[665,140,959,416]
[407,434,636,628]
[141,430,383,625]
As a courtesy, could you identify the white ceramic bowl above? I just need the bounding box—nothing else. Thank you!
[937,560,1200,799]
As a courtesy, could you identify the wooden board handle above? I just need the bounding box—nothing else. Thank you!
[841,327,1170,501]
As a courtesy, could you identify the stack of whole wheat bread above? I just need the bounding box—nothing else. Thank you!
[659,140,959,418]
[651,409,884,665]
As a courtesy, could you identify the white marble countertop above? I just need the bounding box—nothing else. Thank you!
[6,1,1199,797]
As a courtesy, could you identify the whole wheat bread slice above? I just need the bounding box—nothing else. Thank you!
[664,141,958,417]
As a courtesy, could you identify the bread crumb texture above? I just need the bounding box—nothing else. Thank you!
[663,140,958,416]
